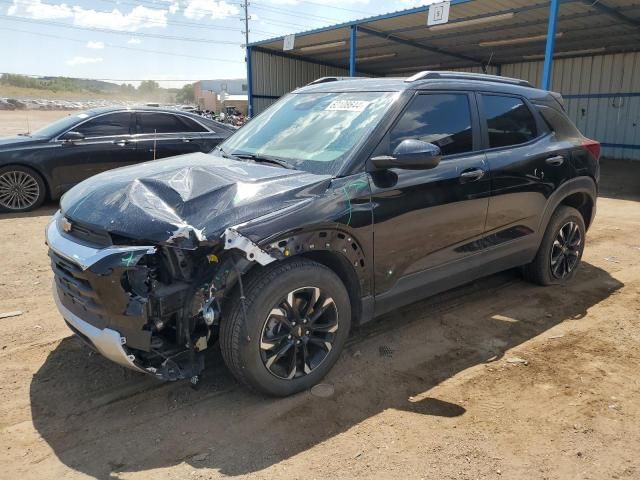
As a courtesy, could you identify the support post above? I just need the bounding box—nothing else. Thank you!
[246,46,253,118]
[542,0,560,90]
[349,25,357,77]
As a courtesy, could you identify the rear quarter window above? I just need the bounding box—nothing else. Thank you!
[137,112,208,134]
[481,94,538,148]
[534,104,581,137]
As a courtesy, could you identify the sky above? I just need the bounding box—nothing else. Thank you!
[0,0,438,87]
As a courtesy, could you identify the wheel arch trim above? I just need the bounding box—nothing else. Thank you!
[538,176,597,238]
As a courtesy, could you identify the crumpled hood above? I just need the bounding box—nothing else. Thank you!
[61,152,332,248]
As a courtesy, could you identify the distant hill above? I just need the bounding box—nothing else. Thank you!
[37,76,122,93]
[0,74,182,103]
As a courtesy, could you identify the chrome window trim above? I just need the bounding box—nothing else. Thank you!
[134,110,213,135]
[52,109,213,142]
[53,110,135,142]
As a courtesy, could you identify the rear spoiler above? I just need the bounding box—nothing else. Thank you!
[550,91,566,111]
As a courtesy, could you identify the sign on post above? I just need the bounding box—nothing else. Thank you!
[427,1,451,26]
[283,34,295,51]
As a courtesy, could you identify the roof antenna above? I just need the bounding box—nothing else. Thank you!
[483,51,494,74]
[25,111,31,135]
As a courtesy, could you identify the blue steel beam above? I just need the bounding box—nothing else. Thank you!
[350,25,357,76]
[357,25,484,65]
[542,0,560,90]
[582,0,640,30]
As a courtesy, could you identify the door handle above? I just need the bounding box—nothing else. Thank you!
[545,155,564,166]
[113,139,131,147]
[182,138,192,143]
[460,168,485,183]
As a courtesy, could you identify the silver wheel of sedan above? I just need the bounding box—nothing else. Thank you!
[0,168,44,212]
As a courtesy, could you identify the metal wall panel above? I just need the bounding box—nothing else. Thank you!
[251,49,349,115]
[502,53,640,160]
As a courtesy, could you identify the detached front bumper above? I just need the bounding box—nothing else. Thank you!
[52,285,146,373]
[46,211,156,375]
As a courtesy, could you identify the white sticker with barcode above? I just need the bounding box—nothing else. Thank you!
[326,100,369,112]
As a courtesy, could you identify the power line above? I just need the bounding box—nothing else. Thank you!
[291,0,370,16]
[1,72,237,82]
[1,26,244,63]
[252,4,340,24]
[0,14,243,44]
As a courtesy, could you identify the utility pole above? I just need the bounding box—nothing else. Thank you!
[242,0,250,50]
[242,0,252,117]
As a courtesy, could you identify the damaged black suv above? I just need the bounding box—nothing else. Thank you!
[47,72,600,396]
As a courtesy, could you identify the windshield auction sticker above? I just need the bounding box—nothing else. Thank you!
[325,100,369,112]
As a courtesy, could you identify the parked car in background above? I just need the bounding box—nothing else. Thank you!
[46,72,599,396]
[0,106,233,212]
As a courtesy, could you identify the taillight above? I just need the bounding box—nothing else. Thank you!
[583,139,601,161]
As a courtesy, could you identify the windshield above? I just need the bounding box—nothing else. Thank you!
[30,112,90,138]
[219,91,398,175]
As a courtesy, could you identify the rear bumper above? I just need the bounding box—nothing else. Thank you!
[53,284,147,373]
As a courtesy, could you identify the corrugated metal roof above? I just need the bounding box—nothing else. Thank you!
[249,0,640,74]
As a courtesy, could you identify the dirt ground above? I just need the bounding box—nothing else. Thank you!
[0,111,639,480]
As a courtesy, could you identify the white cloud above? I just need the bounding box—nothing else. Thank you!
[156,0,180,14]
[7,1,169,31]
[183,0,238,20]
[72,5,168,31]
[86,41,104,49]
[127,38,142,44]
[268,0,369,4]
[66,56,103,66]
[7,0,72,19]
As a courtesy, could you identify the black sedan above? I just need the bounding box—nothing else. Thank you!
[0,107,233,212]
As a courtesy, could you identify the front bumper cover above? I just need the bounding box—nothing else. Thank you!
[46,211,157,374]
[53,285,147,373]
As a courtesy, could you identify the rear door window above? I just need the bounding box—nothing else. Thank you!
[389,93,474,156]
[74,113,132,137]
[481,95,538,148]
[137,112,208,134]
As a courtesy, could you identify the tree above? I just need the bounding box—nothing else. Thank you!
[138,80,160,94]
[175,83,195,104]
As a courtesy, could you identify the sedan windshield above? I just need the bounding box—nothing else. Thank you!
[219,91,398,175]
[30,112,91,138]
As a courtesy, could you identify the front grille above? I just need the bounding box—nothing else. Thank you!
[50,250,107,329]
[66,220,112,247]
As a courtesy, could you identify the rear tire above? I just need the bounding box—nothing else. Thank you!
[524,205,586,286]
[220,258,351,396]
[0,165,46,213]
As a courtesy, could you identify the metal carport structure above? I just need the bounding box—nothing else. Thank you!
[246,0,640,160]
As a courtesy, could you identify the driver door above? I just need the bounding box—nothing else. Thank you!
[369,91,491,298]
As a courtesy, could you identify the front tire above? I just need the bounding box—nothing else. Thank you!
[220,258,351,396]
[0,165,46,213]
[524,205,586,285]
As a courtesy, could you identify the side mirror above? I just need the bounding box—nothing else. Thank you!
[61,131,85,143]
[371,139,442,170]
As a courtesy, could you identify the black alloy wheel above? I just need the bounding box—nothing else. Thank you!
[220,258,351,396]
[550,221,582,279]
[523,205,586,286]
[260,287,339,380]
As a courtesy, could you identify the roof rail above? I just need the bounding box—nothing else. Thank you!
[306,76,356,86]
[405,71,533,88]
